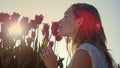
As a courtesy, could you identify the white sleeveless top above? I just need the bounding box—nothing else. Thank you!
[69,43,108,68]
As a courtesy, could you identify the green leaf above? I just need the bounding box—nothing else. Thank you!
[57,57,64,68]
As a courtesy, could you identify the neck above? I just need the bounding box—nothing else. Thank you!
[70,30,78,41]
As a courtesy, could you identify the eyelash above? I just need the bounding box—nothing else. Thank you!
[64,15,67,18]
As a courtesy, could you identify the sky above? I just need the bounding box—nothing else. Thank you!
[0,0,120,66]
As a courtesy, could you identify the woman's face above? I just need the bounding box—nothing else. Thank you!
[58,8,79,37]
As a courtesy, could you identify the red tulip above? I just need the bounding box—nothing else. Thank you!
[20,17,31,35]
[118,64,120,68]
[22,26,30,35]
[1,23,7,35]
[51,21,62,41]
[0,12,5,23]
[42,23,49,40]
[48,41,54,48]
[0,12,10,23]
[55,35,62,41]
[35,14,43,25]
[20,17,29,28]
[30,19,37,29]
[0,12,3,22]
[32,31,36,38]
[51,21,60,36]
[20,16,29,24]
[43,23,49,33]
[27,37,34,43]
[10,12,20,22]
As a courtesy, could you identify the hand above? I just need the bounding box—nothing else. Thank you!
[40,46,57,68]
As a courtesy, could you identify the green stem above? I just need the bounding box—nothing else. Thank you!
[45,34,52,46]
[54,39,56,53]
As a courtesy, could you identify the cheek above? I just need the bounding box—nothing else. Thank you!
[59,20,75,36]
[58,14,76,35]
[62,17,74,26]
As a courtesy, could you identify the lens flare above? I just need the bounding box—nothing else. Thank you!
[8,23,22,35]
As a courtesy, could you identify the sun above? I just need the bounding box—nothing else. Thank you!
[8,23,22,35]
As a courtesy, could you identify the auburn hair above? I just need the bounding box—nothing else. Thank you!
[66,3,116,68]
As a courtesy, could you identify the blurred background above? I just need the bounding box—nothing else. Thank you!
[0,0,120,66]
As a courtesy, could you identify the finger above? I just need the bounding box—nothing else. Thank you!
[44,46,53,61]
[42,48,48,61]
[42,48,46,55]
[48,46,55,55]
[45,46,52,57]
[47,46,57,59]
[40,53,45,62]
[40,53,48,66]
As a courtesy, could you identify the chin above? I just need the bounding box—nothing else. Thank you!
[58,32,62,36]
[58,29,67,36]
[58,32,67,36]
[58,32,63,36]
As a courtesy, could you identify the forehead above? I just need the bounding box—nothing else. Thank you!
[64,7,73,15]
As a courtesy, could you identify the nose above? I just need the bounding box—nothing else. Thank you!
[58,19,63,24]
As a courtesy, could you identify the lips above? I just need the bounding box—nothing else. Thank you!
[58,24,62,30]
[57,23,61,29]
[58,26,62,35]
[58,20,62,32]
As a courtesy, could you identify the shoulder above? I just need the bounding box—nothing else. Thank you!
[78,43,97,50]
[69,46,92,68]
[74,43,108,68]
[77,43,100,57]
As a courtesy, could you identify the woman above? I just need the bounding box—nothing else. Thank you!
[40,3,115,68]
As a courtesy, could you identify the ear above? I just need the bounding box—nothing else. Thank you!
[76,17,83,27]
